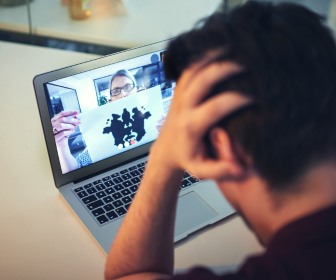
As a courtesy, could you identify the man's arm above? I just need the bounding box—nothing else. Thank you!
[105,60,251,280]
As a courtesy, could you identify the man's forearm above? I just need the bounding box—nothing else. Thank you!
[105,156,184,280]
[104,60,249,280]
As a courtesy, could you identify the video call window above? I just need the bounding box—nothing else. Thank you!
[44,50,175,174]
[93,60,170,107]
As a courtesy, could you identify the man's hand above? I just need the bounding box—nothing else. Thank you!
[150,61,252,180]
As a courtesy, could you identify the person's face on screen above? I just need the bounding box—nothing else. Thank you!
[110,76,137,102]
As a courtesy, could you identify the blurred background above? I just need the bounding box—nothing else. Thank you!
[0,0,335,55]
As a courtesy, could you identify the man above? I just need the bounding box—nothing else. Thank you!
[105,1,336,279]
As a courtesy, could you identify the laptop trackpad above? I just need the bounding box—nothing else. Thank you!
[175,191,218,236]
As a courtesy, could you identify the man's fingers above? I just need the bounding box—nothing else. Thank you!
[176,50,224,88]
[193,92,252,135]
[177,61,244,107]
[188,159,243,180]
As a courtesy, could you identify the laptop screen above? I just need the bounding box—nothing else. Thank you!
[44,50,175,174]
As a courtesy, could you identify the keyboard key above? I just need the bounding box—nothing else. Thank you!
[137,162,146,167]
[103,203,114,212]
[97,215,109,224]
[122,174,132,180]
[112,192,122,200]
[111,173,120,178]
[189,177,200,183]
[93,179,102,185]
[121,189,131,196]
[116,207,127,216]
[181,179,192,188]
[83,183,93,189]
[102,176,111,182]
[92,207,105,217]
[86,187,97,194]
[120,169,129,174]
[130,185,138,193]
[74,187,84,193]
[114,184,124,191]
[138,167,145,173]
[106,210,118,220]
[129,166,137,171]
[96,191,107,198]
[125,203,131,210]
[103,196,113,204]
[130,170,140,177]
[77,190,88,198]
[104,180,114,187]
[183,172,191,178]
[87,200,104,210]
[112,200,123,208]
[122,180,132,188]
[105,187,115,194]
[131,177,140,184]
[122,196,132,204]
[96,184,105,191]
[113,177,123,184]
[82,194,97,204]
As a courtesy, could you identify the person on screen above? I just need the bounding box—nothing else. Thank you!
[52,69,139,173]
[104,2,336,280]
[109,69,137,102]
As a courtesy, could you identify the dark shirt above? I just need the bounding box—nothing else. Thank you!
[172,205,336,280]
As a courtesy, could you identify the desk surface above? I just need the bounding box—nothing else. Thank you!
[0,0,222,49]
[0,41,263,280]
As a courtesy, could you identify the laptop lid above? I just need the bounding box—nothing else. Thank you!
[33,40,172,188]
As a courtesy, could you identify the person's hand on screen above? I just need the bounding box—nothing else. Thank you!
[51,110,80,147]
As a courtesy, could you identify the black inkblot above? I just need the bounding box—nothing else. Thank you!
[103,107,151,148]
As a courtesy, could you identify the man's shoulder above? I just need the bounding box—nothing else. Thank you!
[172,205,336,280]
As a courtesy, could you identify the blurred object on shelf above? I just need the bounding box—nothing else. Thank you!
[68,0,91,20]
[0,0,33,6]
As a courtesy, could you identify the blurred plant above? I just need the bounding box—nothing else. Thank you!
[98,96,108,106]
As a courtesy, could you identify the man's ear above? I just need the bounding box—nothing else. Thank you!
[209,127,245,178]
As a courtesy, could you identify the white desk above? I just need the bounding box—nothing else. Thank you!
[0,0,222,49]
[0,41,263,280]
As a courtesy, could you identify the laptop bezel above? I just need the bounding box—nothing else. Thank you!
[33,39,170,188]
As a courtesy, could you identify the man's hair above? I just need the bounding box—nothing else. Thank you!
[164,1,336,190]
[110,69,137,89]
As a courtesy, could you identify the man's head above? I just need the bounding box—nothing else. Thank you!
[164,1,336,191]
[110,69,137,102]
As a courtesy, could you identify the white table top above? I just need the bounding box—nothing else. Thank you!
[0,0,222,49]
[0,41,263,280]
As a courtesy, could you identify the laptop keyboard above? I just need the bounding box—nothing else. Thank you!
[73,161,200,226]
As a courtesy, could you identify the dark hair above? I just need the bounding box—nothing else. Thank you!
[164,1,336,189]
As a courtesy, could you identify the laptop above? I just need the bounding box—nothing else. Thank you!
[33,39,235,253]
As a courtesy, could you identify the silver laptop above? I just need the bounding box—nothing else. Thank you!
[33,39,235,253]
